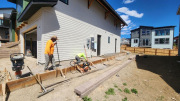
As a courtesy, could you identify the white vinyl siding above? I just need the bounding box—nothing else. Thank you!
[19,9,43,63]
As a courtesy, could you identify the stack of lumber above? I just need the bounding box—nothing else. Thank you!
[74,57,135,97]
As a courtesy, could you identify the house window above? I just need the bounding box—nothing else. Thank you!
[147,30,150,35]
[146,39,149,45]
[155,38,169,44]
[155,39,159,44]
[165,29,170,35]
[165,38,169,44]
[143,39,145,45]
[142,29,146,35]
[159,38,165,44]
[0,19,2,25]
[155,30,159,36]
[155,29,170,36]
[160,30,165,35]
[108,37,110,43]
[134,39,138,43]
[60,0,68,4]
[142,39,149,46]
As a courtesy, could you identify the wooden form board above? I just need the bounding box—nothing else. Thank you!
[0,55,121,95]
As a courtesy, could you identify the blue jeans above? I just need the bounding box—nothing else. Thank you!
[75,55,80,64]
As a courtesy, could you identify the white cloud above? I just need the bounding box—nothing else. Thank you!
[116,7,144,18]
[121,23,136,35]
[120,15,131,24]
[121,31,131,35]
[123,0,135,4]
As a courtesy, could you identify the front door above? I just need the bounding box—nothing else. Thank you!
[115,39,117,53]
[97,35,101,56]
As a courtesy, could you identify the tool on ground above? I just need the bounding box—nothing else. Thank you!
[27,66,54,98]
[10,53,25,79]
[84,45,96,68]
[56,43,66,78]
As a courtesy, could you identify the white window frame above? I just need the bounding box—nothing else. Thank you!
[154,38,169,44]
[134,39,138,43]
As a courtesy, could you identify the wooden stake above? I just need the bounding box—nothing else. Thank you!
[2,83,6,101]
[55,70,57,78]
[65,68,67,75]
[155,49,157,55]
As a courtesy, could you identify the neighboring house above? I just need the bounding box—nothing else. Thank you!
[121,38,130,45]
[177,5,180,55]
[0,8,15,43]
[7,0,127,63]
[131,26,175,49]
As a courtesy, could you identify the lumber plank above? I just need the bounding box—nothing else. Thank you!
[0,84,2,96]
[75,60,133,97]
[6,76,37,92]
[40,71,56,81]
[55,70,57,78]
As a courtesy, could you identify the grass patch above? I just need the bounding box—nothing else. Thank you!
[104,95,108,99]
[131,88,138,94]
[114,83,118,88]
[122,97,128,101]
[82,96,92,101]
[105,88,115,95]
[123,83,127,86]
[156,96,164,101]
[124,88,131,94]
[118,88,122,92]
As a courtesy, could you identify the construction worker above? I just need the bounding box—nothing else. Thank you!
[44,35,58,71]
[75,53,87,64]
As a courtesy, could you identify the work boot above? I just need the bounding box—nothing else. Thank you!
[53,66,56,70]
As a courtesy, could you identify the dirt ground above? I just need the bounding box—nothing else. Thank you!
[88,56,180,101]
[1,54,180,101]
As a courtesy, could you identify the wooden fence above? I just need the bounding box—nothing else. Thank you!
[121,46,178,56]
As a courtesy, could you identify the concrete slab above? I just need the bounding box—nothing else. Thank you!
[115,56,125,61]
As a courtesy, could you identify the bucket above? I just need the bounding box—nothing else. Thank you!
[26,49,32,56]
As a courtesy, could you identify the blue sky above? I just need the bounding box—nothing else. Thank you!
[107,0,180,38]
[1,0,180,39]
[0,0,16,8]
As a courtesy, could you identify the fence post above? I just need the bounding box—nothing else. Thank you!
[144,48,145,54]
[169,50,171,56]
[155,49,157,55]
[125,47,126,50]
[134,48,135,53]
